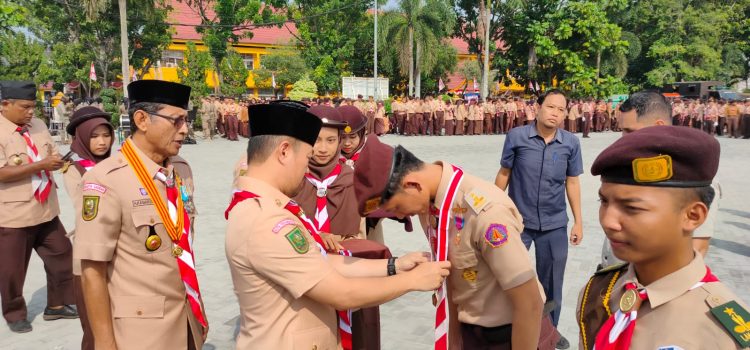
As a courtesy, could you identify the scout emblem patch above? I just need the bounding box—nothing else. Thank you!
[285,227,310,254]
[484,223,508,248]
[82,196,99,221]
[710,300,750,347]
[462,268,477,282]
[465,189,489,214]
[632,155,673,183]
[364,197,381,215]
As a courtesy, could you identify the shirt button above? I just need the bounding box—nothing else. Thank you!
[136,310,143,316]
[711,296,721,303]
[312,346,317,350]
[150,218,155,224]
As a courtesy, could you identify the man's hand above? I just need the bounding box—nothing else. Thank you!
[319,232,345,252]
[39,153,64,171]
[570,222,583,245]
[405,260,451,291]
[395,251,430,273]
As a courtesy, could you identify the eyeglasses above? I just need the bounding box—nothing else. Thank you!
[149,112,187,128]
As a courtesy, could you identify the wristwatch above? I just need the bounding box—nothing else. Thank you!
[387,257,397,276]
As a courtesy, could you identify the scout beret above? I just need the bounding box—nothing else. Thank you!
[0,81,36,101]
[127,80,191,110]
[248,100,322,147]
[353,134,394,215]
[308,105,347,129]
[591,126,719,187]
[335,105,367,134]
[66,106,112,135]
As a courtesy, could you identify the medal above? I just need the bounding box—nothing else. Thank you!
[619,288,641,313]
[316,187,327,197]
[454,232,461,245]
[345,159,354,168]
[145,234,162,251]
[172,245,183,257]
[180,185,190,202]
[454,215,464,230]
[11,155,22,166]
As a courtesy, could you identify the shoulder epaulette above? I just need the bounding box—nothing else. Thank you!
[594,262,629,276]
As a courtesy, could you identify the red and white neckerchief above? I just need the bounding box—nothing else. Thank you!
[157,170,207,328]
[594,266,719,350]
[304,163,342,233]
[70,153,96,171]
[225,191,355,350]
[339,137,367,169]
[17,127,52,203]
[424,165,465,350]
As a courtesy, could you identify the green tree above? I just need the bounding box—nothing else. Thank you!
[0,31,46,82]
[0,0,27,33]
[182,0,285,93]
[220,49,249,97]
[380,0,455,97]
[177,41,212,105]
[253,48,309,96]
[288,75,318,100]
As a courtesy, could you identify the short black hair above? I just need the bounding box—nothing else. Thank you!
[686,186,716,209]
[128,102,164,134]
[537,89,567,106]
[619,91,672,123]
[382,146,425,202]
[246,135,299,165]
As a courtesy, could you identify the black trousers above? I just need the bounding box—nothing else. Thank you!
[0,217,74,322]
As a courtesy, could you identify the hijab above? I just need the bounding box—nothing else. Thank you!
[70,117,115,174]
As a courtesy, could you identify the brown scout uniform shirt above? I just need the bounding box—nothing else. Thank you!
[226,176,340,350]
[0,114,61,228]
[576,254,747,350]
[419,163,544,328]
[63,167,84,275]
[74,142,203,350]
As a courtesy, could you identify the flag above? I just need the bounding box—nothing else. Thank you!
[535,81,540,92]
[529,81,534,91]
[132,69,138,82]
[473,77,479,92]
[89,62,97,82]
[272,74,276,89]
[438,78,445,92]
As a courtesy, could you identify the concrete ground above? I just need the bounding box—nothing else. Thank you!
[2,131,749,350]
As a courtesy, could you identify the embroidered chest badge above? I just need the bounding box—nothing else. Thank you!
[484,223,509,248]
[710,300,750,347]
[82,196,100,221]
[285,227,310,254]
[464,189,489,214]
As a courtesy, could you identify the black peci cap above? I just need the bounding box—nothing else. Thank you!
[127,80,191,110]
[248,100,322,147]
[0,81,36,101]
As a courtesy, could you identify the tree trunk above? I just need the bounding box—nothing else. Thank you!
[214,60,222,94]
[415,41,421,98]
[596,49,602,82]
[408,27,414,97]
[480,0,491,100]
[527,45,537,77]
[118,0,130,97]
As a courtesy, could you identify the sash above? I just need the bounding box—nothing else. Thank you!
[17,127,52,203]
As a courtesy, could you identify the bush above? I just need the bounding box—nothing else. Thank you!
[288,76,318,100]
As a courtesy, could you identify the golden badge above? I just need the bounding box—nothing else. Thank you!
[145,235,162,251]
[11,155,23,166]
[619,289,641,313]
[344,125,352,133]
[172,245,184,257]
[462,269,477,282]
[632,155,673,183]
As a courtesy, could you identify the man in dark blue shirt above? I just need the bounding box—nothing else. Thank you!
[495,89,583,349]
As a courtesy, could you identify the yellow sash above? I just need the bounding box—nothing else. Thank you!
[121,139,184,242]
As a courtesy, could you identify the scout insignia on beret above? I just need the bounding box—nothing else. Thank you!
[462,268,477,282]
[364,197,381,215]
[632,155,673,183]
[484,223,508,248]
[82,195,99,221]
[465,189,489,214]
[710,300,750,347]
[344,125,352,133]
[285,227,309,254]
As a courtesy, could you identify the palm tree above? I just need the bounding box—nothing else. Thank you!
[84,0,133,97]
[381,0,454,97]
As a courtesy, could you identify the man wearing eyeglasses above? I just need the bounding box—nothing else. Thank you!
[75,80,207,350]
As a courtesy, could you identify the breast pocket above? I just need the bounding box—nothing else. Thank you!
[548,149,570,182]
[111,295,165,319]
[131,209,171,255]
[292,325,337,350]
[451,249,480,293]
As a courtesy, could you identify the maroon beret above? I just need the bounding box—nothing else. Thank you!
[335,105,367,134]
[66,106,112,135]
[353,134,394,215]
[591,126,719,187]
[307,105,347,129]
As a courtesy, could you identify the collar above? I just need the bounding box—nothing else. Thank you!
[127,139,175,180]
[235,176,291,208]
[528,122,563,144]
[621,252,707,308]
[0,113,28,135]
[432,161,456,211]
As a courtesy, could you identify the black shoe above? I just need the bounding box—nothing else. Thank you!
[43,305,79,320]
[556,335,570,349]
[8,319,32,333]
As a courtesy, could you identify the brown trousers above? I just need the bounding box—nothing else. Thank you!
[0,217,74,323]
[225,115,239,141]
[366,111,376,134]
[454,120,464,135]
[74,276,94,350]
[445,120,455,136]
[434,111,445,136]
[474,116,484,134]
[483,113,493,134]
[466,120,475,135]
[395,113,406,135]
[727,117,740,137]
[460,314,558,350]
[582,113,592,137]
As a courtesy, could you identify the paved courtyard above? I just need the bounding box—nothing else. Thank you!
[2,131,749,350]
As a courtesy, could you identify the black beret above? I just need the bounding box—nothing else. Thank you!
[308,105,347,129]
[66,106,112,135]
[352,134,394,215]
[248,100,322,147]
[127,80,191,110]
[591,126,719,187]
[335,105,367,134]
[0,81,36,101]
